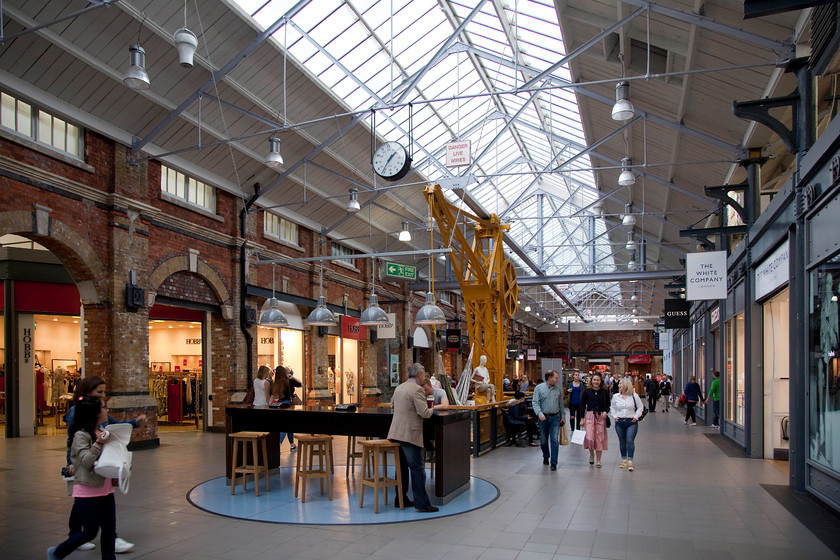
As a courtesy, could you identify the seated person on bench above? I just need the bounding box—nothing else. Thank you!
[507,391,538,446]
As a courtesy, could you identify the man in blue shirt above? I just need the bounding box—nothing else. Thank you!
[532,370,566,470]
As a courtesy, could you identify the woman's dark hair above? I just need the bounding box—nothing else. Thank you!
[69,396,103,444]
[73,375,106,401]
[273,366,291,400]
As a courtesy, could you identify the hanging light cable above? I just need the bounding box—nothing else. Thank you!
[259,264,289,327]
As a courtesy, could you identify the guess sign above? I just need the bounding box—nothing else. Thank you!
[341,316,367,341]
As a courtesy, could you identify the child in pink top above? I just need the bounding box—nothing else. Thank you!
[48,396,116,560]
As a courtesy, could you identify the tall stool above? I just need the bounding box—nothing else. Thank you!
[229,431,270,496]
[358,439,404,513]
[346,435,374,477]
[295,434,333,503]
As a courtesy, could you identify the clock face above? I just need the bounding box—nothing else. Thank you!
[373,141,411,181]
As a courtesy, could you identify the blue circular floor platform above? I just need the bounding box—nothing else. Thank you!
[188,466,498,525]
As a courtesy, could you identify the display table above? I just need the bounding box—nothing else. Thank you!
[225,404,471,503]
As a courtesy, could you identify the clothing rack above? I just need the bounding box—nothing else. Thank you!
[150,371,201,426]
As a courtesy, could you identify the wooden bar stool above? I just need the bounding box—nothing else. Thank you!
[358,439,404,513]
[346,435,374,477]
[229,431,270,496]
[295,434,333,503]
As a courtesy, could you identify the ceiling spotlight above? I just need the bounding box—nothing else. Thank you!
[265,136,284,168]
[398,221,411,242]
[622,203,636,228]
[631,292,638,301]
[123,44,151,90]
[347,188,361,213]
[611,81,635,121]
[632,308,638,315]
[632,318,639,324]
[618,157,635,187]
[524,305,532,312]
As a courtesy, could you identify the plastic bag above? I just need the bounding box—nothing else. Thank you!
[93,423,133,494]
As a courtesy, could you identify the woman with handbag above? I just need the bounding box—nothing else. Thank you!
[610,377,644,472]
[49,396,119,560]
[272,366,301,451]
[580,372,610,467]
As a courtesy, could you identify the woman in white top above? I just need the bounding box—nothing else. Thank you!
[609,377,644,471]
[253,365,271,406]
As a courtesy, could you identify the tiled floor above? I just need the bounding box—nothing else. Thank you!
[1,410,838,560]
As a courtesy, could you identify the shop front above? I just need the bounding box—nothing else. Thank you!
[257,301,305,402]
[328,316,364,405]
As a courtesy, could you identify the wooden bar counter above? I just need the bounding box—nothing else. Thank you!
[225,404,471,503]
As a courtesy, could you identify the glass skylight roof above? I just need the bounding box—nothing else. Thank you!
[235,0,623,320]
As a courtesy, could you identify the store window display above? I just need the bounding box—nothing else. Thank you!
[810,259,840,471]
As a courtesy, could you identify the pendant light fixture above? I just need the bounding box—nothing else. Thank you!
[359,260,389,326]
[622,203,636,228]
[398,221,411,242]
[306,261,336,326]
[124,16,151,90]
[625,232,637,252]
[618,157,635,187]
[347,188,361,213]
[173,1,198,68]
[259,264,289,327]
[414,220,446,326]
[611,81,635,121]
[265,136,284,168]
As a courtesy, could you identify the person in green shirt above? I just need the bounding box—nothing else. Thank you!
[705,371,721,428]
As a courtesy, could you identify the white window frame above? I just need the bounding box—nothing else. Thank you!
[264,212,299,246]
[331,242,356,267]
[1,91,83,159]
[160,164,216,214]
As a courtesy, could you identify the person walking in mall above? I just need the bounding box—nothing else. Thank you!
[532,370,566,471]
[705,371,721,428]
[610,377,644,471]
[63,376,143,554]
[644,375,660,413]
[659,375,672,412]
[580,372,610,468]
[683,376,703,426]
[388,363,439,513]
[566,371,584,432]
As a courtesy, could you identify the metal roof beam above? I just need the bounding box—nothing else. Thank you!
[418,269,682,291]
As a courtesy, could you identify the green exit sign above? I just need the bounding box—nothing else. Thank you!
[385,262,416,280]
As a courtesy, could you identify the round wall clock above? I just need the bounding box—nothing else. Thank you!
[372,141,411,181]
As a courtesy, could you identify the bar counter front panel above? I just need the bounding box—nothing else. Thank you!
[225,405,471,501]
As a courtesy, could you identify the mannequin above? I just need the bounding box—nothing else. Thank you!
[471,355,496,403]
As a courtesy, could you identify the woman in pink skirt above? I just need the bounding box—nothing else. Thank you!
[581,372,610,467]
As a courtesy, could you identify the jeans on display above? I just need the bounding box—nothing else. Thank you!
[615,418,638,459]
[396,442,432,510]
[685,401,697,423]
[57,494,116,560]
[538,414,561,465]
[712,400,720,425]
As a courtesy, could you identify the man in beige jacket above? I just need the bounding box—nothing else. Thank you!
[388,363,438,513]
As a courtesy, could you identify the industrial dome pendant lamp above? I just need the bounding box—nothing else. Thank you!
[306,260,337,327]
[415,217,446,326]
[259,264,289,327]
[359,260,389,326]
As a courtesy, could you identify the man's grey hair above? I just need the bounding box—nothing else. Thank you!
[407,363,425,378]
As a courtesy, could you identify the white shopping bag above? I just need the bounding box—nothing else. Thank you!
[93,423,133,494]
[570,429,586,445]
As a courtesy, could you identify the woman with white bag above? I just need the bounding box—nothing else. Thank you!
[49,396,120,560]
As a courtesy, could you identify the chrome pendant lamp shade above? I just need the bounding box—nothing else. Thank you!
[174,27,198,68]
[265,136,284,168]
[415,291,446,325]
[259,297,289,327]
[347,188,361,213]
[307,295,337,326]
[611,81,634,121]
[618,157,635,187]
[259,265,289,327]
[359,293,389,326]
[124,44,151,90]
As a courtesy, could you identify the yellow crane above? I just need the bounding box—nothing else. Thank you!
[425,183,520,394]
